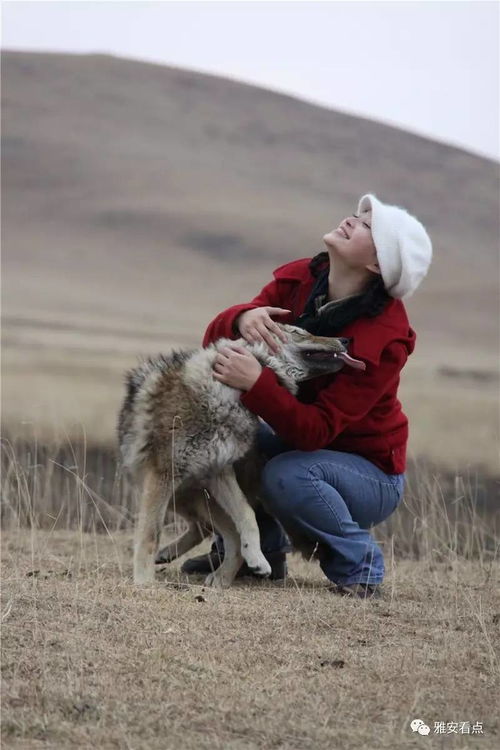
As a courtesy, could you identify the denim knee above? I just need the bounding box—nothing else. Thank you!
[261,453,301,517]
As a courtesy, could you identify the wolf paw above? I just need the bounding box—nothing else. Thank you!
[242,550,272,578]
[133,569,156,585]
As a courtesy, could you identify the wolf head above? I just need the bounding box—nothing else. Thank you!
[243,323,366,394]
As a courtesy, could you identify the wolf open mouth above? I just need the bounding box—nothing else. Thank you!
[304,350,366,371]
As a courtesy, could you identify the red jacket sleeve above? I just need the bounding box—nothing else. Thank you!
[239,341,408,450]
[202,277,293,347]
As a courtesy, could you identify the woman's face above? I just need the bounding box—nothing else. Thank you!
[323,208,381,274]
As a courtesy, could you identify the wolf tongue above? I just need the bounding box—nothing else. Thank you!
[337,352,366,371]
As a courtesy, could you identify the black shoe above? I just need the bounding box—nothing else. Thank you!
[331,582,383,600]
[180,548,287,581]
[179,548,224,575]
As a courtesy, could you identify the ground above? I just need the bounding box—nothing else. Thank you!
[2,530,499,749]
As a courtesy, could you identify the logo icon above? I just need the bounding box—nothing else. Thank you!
[411,719,431,736]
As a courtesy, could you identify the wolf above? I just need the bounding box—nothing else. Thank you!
[118,324,366,587]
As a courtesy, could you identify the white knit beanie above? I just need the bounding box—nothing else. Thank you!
[357,193,433,299]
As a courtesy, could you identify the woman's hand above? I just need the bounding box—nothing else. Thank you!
[212,345,263,391]
[236,306,291,354]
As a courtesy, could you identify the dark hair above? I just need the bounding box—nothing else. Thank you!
[302,251,392,336]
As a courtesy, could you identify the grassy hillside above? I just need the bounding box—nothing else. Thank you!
[1,50,499,471]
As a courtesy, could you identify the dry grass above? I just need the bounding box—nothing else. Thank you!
[2,436,498,555]
[2,530,499,749]
[1,442,500,749]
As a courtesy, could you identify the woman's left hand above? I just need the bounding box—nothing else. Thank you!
[212,345,263,391]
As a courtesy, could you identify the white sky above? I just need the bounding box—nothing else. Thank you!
[2,0,499,161]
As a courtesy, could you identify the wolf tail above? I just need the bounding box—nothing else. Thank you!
[117,364,156,474]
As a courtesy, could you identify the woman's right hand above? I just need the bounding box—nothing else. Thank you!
[235,306,291,354]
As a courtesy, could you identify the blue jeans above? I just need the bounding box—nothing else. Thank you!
[217,421,406,586]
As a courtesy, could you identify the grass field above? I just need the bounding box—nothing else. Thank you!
[2,528,499,750]
[1,445,499,749]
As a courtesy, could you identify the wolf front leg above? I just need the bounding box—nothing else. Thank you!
[134,469,169,584]
[208,467,272,578]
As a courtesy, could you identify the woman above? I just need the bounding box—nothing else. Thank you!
[181,193,432,599]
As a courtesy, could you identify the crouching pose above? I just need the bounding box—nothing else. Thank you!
[180,193,433,600]
[118,325,365,586]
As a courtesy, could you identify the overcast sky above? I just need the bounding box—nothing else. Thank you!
[2,0,499,161]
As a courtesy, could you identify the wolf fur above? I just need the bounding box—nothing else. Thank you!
[118,324,362,587]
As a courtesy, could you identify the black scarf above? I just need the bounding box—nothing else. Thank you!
[294,268,367,337]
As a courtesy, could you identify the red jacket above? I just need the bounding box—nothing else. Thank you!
[203,258,415,474]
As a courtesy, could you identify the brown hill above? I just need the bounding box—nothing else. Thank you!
[2,50,499,470]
